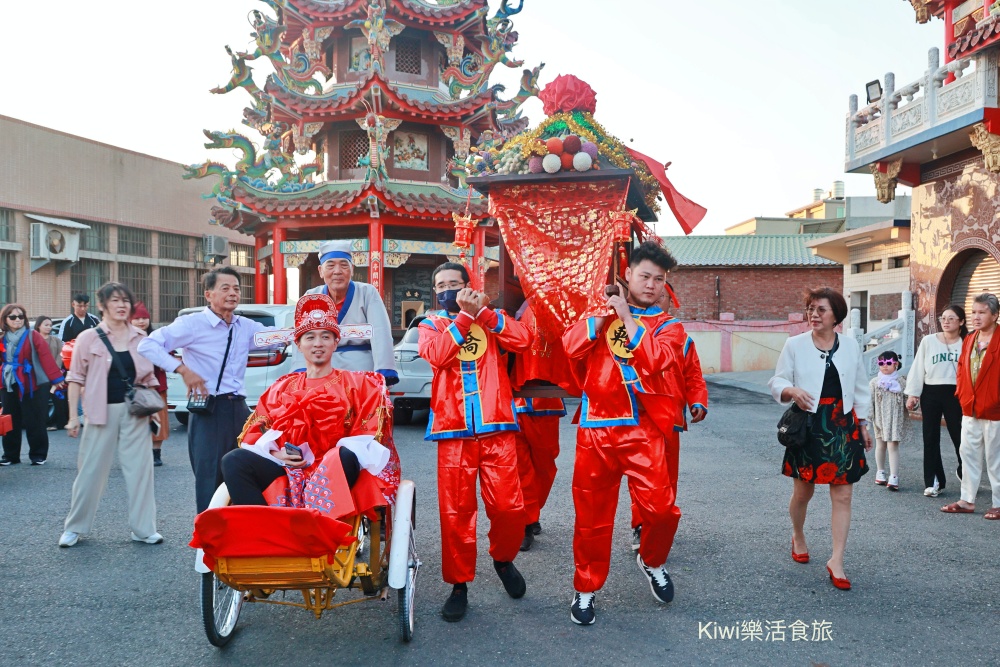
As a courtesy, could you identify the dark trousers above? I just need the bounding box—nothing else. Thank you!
[188,399,251,513]
[221,447,361,506]
[48,391,69,430]
[921,384,964,488]
[2,383,52,463]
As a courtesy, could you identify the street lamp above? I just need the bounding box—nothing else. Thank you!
[866,79,883,105]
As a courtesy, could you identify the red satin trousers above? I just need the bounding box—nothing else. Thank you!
[573,413,679,593]
[631,429,681,539]
[514,415,561,525]
[438,432,525,584]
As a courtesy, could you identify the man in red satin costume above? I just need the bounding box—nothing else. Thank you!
[629,285,709,553]
[419,262,532,623]
[561,241,683,626]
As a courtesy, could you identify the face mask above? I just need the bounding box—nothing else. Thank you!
[438,288,461,313]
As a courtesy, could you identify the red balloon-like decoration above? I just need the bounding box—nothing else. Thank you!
[538,74,598,115]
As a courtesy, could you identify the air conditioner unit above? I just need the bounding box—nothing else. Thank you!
[203,235,230,260]
[30,222,81,262]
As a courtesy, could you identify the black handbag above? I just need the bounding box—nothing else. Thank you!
[186,326,234,415]
[777,404,812,449]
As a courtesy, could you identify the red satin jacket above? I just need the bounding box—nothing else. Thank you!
[658,319,709,431]
[956,329,1000,421]
[419,307,531,440]
[562,304,683,435]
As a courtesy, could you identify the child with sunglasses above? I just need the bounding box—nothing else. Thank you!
[869,351,907,491]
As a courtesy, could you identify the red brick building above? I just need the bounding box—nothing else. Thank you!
[661,235,843,321]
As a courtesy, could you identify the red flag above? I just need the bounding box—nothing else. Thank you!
[626,148,707,235]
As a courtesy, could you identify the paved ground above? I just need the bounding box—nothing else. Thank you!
[1,386,996,666]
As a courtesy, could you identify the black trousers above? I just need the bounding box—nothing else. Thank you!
[2,383,52,463]
[48,391,69,430]
[188,399,251,513]
[921,384,964,488]
[221,446,361,506]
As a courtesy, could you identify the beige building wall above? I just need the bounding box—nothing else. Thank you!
[0,115,256,324]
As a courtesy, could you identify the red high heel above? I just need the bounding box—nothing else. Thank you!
[791,539,809,564]
[826,566,851,590]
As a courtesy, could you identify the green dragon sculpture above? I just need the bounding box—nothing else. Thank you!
[440,0,526,99]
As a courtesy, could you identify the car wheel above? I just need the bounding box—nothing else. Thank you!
[394,406,413,425]
[176,413,189,427]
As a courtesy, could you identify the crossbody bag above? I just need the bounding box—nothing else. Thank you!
[186,325,234,415]
[96,329,165,418]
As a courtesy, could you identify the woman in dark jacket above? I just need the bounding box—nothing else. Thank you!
[0,304,65,465]
[35,315,70,432]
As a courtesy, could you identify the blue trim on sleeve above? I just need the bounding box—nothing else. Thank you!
[684,336,693,356]
[586,318,598,341]
[653,318,681,335]
[490,310,506,334]
[446,321,466,346]
[691,403,707,413]
[625,323,646,351]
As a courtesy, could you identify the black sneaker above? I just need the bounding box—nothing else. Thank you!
[631,525,642,552]
[637,553,674,603]
[528,521,542,536]
[30,460,46,466]
[0,458,18,466]
[570,591,596,625]
[441,584,468,622]
[153,450,163,467]
[493,560,526,598]
[519,525,534,552]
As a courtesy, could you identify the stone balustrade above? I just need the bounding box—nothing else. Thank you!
[845,47,999,166]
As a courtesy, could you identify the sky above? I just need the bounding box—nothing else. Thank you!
[1,0,939,236]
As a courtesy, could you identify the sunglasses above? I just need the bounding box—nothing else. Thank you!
[6,314,24,320]
[877,359,897,366]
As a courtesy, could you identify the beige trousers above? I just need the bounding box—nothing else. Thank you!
[959,416,1000,508]
[63,402,158,538]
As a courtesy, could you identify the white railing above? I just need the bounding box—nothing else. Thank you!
[845,47,998,164]
[844,291,916,379]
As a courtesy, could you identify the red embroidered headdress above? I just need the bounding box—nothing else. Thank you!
[293,294,341,341]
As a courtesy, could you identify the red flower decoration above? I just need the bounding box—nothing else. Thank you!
[538,74,598,115]
[799,465,814,482]
[815,462,838,484]
[834,473,847,484]
[783,461,792,476]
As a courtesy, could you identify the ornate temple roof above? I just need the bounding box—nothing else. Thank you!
[267,71,496,122]
[659,234,839,268]
[286,0,487,27]
[226,178,487,230]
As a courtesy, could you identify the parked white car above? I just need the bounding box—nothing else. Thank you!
[165,305,295,425]
[390,315,432,424]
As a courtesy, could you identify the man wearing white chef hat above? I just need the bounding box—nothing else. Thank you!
[304,240,398,385]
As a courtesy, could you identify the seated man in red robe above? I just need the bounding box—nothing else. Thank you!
[220,294,400,519]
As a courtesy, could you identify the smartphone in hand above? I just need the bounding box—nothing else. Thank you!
[284,443,303,457]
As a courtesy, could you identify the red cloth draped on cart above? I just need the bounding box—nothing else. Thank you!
[489,180,632,338]
[190,506,355,571]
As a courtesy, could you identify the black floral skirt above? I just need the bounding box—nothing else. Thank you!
[782,396,868,485]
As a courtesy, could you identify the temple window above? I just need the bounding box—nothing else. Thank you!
[395,37,422,75]
[118,227,151,257]
[239,272,255,304]
[340,130,370,171]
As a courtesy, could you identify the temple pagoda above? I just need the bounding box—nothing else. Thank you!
[188,0,541,334]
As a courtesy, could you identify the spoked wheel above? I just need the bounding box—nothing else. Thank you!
[397,507,418,642]
[202,572,244,647]
[389,482,418,642]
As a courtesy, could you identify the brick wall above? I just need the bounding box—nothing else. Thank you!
[869,292,902,321]
[669,266,843,321]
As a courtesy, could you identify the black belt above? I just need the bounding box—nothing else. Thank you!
[213,393,246,400]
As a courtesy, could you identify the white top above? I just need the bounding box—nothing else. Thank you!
[769,331,871,420]
[138,309,272,396]
[302,281,397,376]
[904,333,963,397]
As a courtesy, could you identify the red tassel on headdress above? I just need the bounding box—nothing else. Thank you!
[665,282,681,309]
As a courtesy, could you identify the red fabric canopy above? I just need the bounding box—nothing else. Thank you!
[190,506,355,569]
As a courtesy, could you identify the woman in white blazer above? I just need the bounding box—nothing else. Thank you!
[769,288,872,591]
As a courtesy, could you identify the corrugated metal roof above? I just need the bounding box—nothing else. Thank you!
[659,234,839,267]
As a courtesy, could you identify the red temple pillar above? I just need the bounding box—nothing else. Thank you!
[368,220,384,297]
[472,227,486,290]
[254,233,267,303]
[273,227,287,305]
